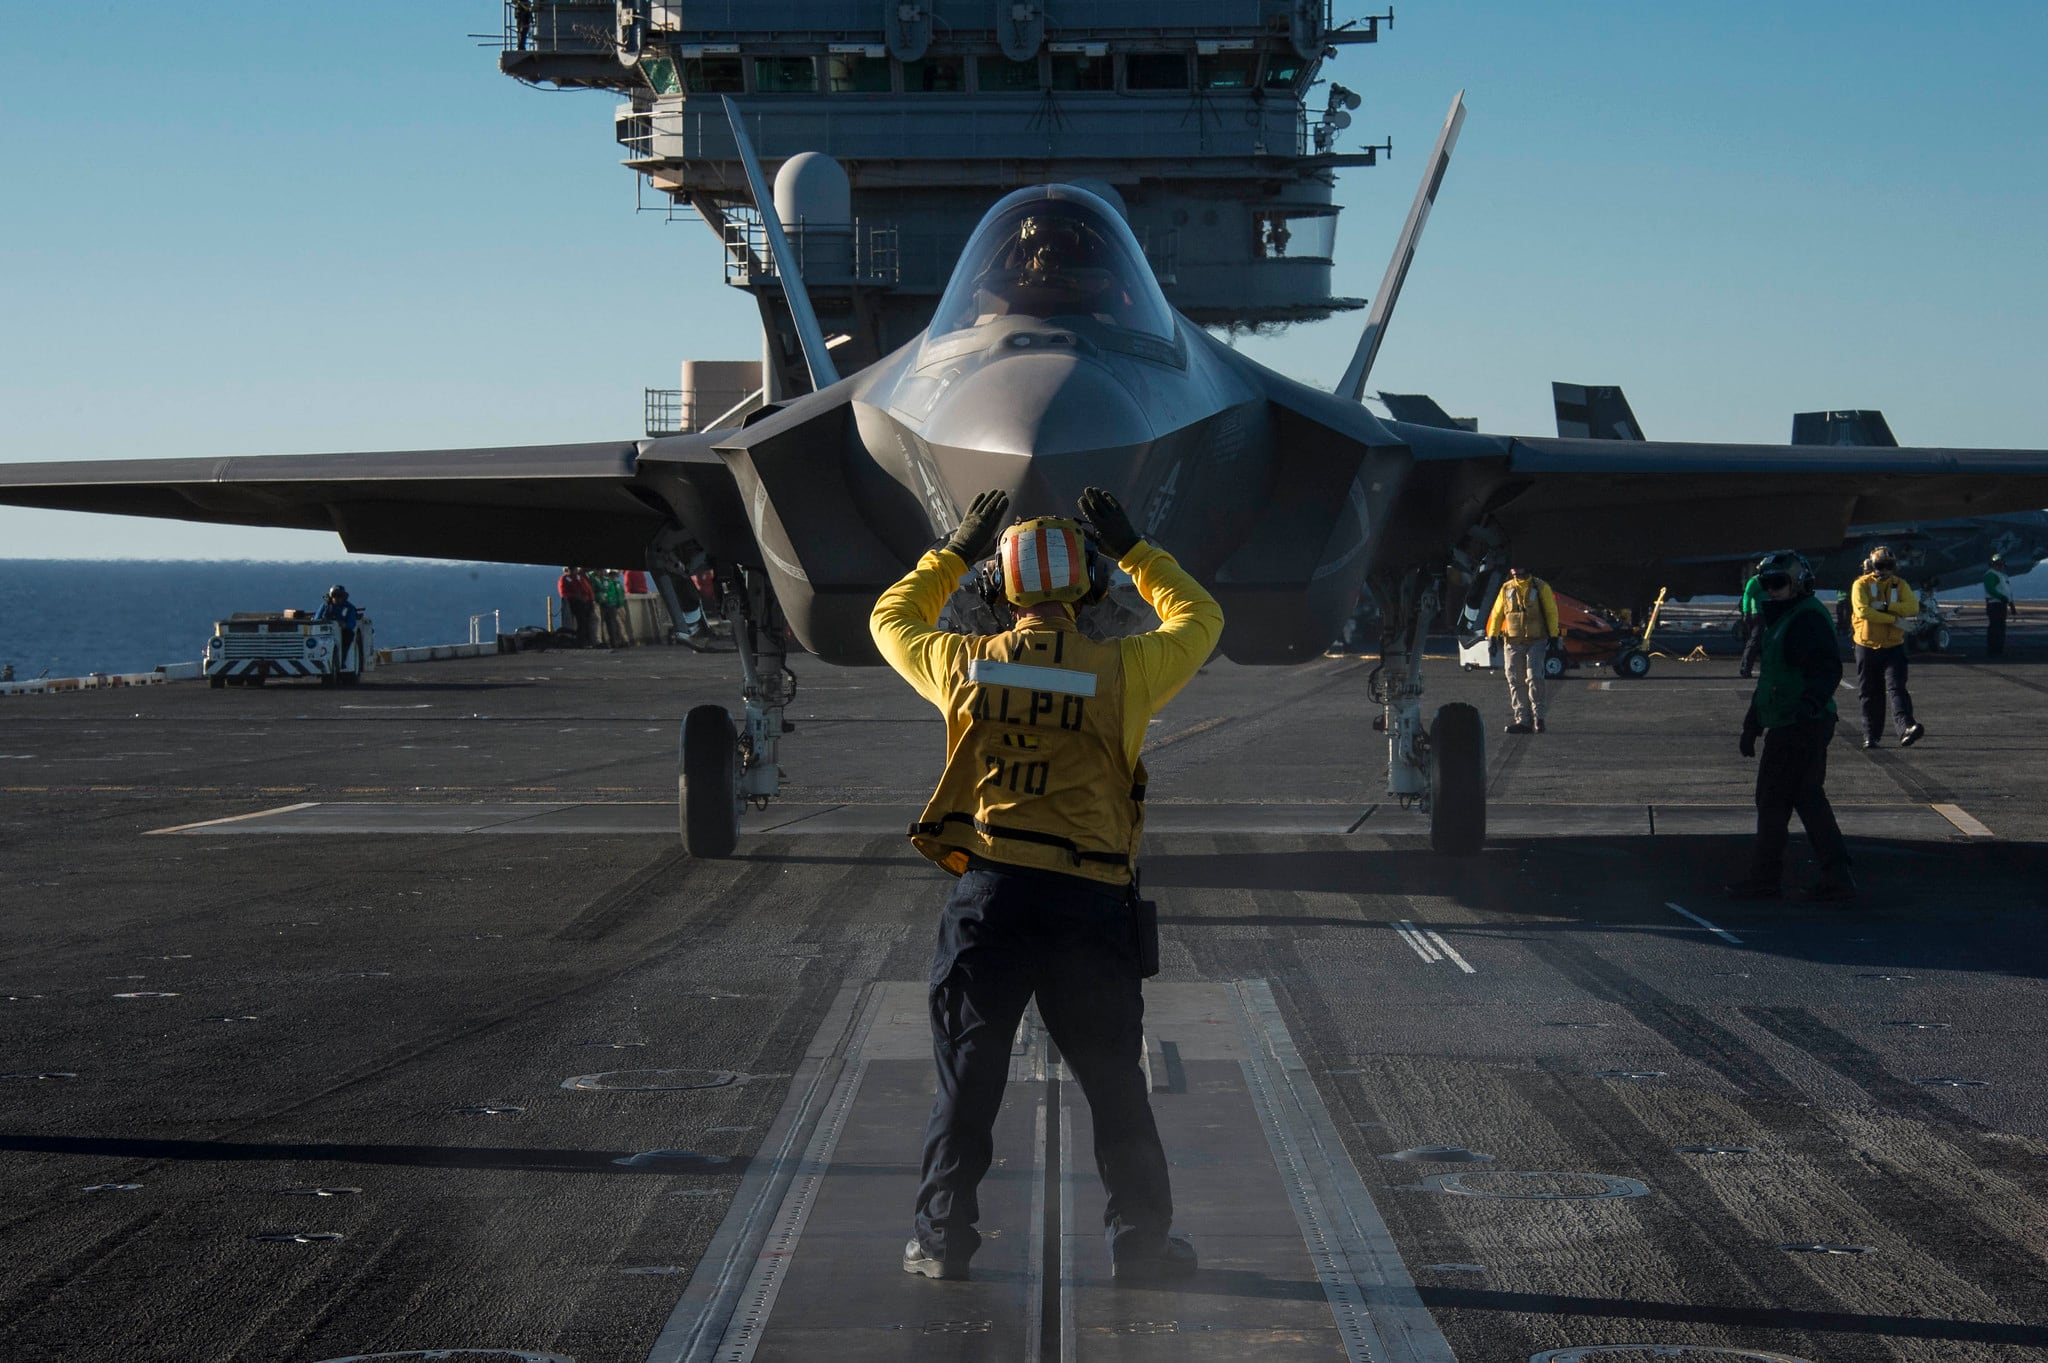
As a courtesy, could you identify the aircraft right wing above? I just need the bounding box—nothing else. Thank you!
[1471,436,2048,568]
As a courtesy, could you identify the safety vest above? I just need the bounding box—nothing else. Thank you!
[1493,577,1553,643]
[1851,572,1915,649]
[1752,595,1838,729]
[908,625,1144,886]
[1985,568,2013,604]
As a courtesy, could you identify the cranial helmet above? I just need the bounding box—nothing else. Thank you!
[1866,544,1897,573]
[327,584,348,601]
[1990,552,2007,565]
[995,517,1101,608]
[1755,550,1814,588]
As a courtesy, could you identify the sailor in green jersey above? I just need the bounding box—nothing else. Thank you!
[1726,551,1855,903]
[1737,571,1765,678]
[1983,552,2017,657]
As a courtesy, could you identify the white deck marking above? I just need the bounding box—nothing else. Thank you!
[1931,803,1994,838]
[1392,921,1440,963]
[1421,929,1477,974]
[1665,901,1744,945]
[144,802,320,836]
[1236,980,1459,1362]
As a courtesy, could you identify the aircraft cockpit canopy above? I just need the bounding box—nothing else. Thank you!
[929,185,1176,345]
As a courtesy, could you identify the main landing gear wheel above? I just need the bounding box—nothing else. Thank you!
[1616,648,1651,679]
[680,704,740,858]
[1428,702,1486,857]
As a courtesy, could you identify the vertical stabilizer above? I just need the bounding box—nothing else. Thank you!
[1791,410,1898,447]
[722,96,840,394]
[1377,392,1476,432]
[1553,383,1647,440]
[1337,91,1467,401]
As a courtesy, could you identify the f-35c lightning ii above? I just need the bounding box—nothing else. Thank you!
[4,94,2048,858]
[1536,382,2048,605]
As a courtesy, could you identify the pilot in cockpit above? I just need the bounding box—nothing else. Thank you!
[973,208,1129,327]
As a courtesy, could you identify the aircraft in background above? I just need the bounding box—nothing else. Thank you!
[5,94,2048,859]
[1539,382,2048,606]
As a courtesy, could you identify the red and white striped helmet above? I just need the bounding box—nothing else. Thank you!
[998,516,1092,607]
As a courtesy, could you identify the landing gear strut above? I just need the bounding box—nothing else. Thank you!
[678,565,795,857]
[1370,567,1486,856]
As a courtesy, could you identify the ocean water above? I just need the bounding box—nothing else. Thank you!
[0,560,563,680]
[2,558,2041,682]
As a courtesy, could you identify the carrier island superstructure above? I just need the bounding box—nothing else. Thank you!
[499,1,1392,428]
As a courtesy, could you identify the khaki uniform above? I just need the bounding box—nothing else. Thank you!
[1485,575,1561,725]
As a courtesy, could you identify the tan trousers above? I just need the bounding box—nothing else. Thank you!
[1503,640,1547,724]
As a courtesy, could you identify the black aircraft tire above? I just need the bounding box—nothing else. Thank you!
[680,704,740,858]
[1428,702,1486,857]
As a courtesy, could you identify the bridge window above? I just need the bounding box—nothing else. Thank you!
[827,53,891,92]
[1262,56,1307,91]
[904,54,964,93]
[1049,52,1113,91]
[977,56,1043,92]
[1252,208,1338,261]
[683,56,743,93]
[752,56,818,94]
[642,57,682,96]
[1126,53,1191,91]
[1197,53,1256,91]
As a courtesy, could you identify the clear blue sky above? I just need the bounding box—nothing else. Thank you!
[2,1,2043,558]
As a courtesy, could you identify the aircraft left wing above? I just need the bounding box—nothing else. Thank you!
[0,433,744,568]
[1470,436,2048,567]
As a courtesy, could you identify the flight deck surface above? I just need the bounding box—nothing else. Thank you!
[2,629,2045,1362]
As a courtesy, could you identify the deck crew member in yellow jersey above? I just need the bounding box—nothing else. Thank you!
[870,485,1222,1287]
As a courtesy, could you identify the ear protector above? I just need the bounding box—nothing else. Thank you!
[972,517,1113,622]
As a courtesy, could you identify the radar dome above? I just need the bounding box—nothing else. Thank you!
[774,153,851,227]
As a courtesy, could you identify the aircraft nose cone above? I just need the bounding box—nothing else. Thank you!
[920,350,1152,458]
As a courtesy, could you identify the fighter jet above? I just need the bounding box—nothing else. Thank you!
[5,94,2048,860]
[1538,382,2048,602]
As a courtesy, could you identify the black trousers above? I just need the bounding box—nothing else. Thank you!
[1987,600,2008,656]
[569,599,596,647]
[915,861,1172,1264]
[1746,717,1851,885]
[1738,618,1763,675]
[1854,644,1915,740]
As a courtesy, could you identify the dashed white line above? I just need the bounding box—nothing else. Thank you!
[1422,929,1477,974]
[1665,901,1743,945]
[1394,920,1475,973]
[1392,921,1440,963]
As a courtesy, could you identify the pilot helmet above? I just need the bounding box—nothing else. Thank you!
[1017,214,1084,271]
[1754,550,1813,591]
